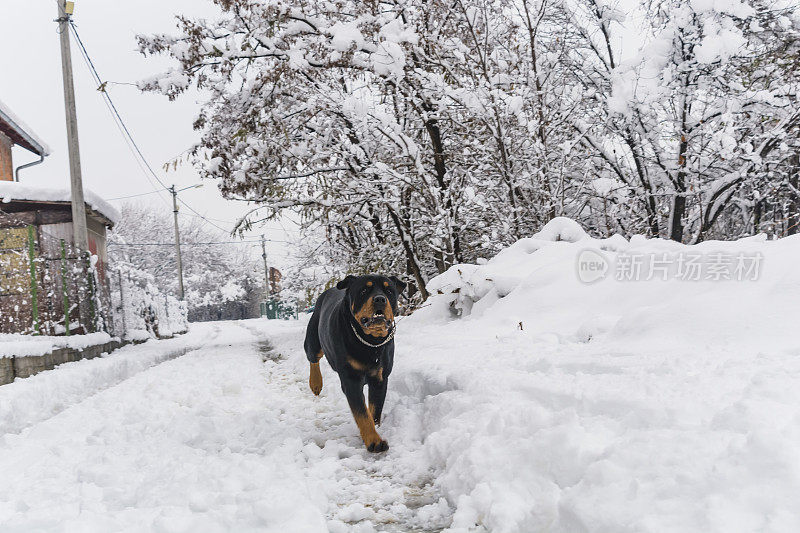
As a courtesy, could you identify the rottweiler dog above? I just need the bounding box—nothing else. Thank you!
[304,274,406,452]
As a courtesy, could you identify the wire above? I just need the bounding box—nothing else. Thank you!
[67,20,171,208]
[175,197,231,232]
[180,212,239,225]
[68,19,238,234]
[109,238,292,246]
[106,190,164,201]
[107,183,204,202]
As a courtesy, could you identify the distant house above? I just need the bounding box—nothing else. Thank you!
[0,100,118,335]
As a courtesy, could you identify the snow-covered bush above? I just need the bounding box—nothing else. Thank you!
[109,262,187,340]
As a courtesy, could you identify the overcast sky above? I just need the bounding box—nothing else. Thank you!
[0,0,295,266]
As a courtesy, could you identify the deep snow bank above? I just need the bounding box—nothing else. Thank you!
[415,217,798,352]
[393,218,800,533]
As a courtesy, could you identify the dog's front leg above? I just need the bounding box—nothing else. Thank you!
[340,376,388,452]
[367,373,387,426]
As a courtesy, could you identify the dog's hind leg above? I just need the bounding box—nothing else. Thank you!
[308,350,324,395]
[304,310,324,396]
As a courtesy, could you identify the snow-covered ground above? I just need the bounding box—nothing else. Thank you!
[1,219,799,532]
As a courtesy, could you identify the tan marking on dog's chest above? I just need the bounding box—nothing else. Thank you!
[347,357,367,371]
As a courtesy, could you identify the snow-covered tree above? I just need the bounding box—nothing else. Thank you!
[565,0,800,241]
[137,0,800,301]
[109,202,263,319]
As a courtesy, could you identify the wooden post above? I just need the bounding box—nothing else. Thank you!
[28,225,39,334]
[117,269,126,335]
[86,255,97,332]
[169,185,185,300]
[57,0,89,253]
[60,239,70,336]
[788,154,799,236]
[261,234,269,298]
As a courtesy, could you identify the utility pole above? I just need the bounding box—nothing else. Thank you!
[170,185,185,300]
[56,1,89,252]
[261,235,269,298]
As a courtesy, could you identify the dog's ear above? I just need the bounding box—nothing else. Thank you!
[336,275,355,290]
[389,276,407,294]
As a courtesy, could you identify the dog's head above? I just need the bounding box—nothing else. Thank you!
[337,274,407,338]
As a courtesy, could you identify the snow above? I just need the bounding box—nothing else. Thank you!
[0,98,51,155]
[0,182,120,225]
[0,331,113,359]
[328,21,366,52]
[423,217,796,352]
[406,218,800,531]
[1,219,799,531]
[694,19,748,64]
[590,176,620,196]
[371,40,406,80]
[0,329,208,435]
[109,263,188,340]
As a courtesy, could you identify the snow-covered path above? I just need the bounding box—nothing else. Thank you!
[0,320,446,533]
[2,307,799,532]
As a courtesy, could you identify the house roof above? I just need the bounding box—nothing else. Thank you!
[0,99,51,156]
[0,182,119,226]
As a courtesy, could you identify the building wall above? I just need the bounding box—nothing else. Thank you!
[0,132,12,181]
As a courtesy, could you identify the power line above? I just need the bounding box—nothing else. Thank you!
[106,189,164,201]
[107,183,205,201]
[69,21,165,189]
[109,238,292,246]
[67,20,235,234]
[67,20,170,208]
[174,197,231,232]
[178,211,238,225]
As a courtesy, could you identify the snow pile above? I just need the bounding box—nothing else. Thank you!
[0,332,112,359]
[420,217,797,352]
[394,217,800,532]
[0,98,51,155]
[0,182,120,224]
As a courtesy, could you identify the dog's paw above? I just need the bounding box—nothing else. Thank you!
[366,438,389,453]
[309,378,322,396]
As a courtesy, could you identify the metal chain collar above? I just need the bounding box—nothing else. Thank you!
[350,322,396,348]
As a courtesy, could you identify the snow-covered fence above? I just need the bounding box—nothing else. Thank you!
[109,262,187,341]
[0,225,110,336]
